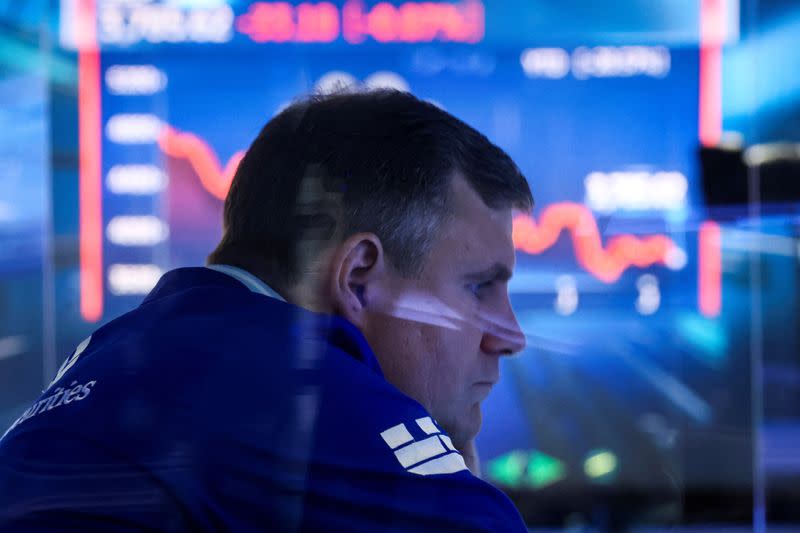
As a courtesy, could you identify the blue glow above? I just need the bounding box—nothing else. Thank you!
[723,10,800,121]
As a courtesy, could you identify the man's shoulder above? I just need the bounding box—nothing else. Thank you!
[0,268,305,442]
[300,399,526,531]
[292,347,526,530]
[97,266,325,371]
[0,266,389,442]
[0,266,527,531]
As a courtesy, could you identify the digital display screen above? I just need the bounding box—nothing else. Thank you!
[40,0,797,520]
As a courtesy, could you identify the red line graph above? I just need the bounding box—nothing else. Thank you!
[158,125,245,201]
[77,0,724,322]
[155,125,721,316]
[513,204,678,283]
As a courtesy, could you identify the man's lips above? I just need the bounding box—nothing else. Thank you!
[473,381,496,400]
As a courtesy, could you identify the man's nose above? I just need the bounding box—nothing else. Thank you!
[479,300,526,356]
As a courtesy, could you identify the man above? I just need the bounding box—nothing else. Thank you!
[0,89,532,531]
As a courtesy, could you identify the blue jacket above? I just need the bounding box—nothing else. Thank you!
[0,267,526,532]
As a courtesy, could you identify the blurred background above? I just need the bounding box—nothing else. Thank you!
[0,0,798,530]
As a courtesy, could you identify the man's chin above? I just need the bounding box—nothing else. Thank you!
[445,405,482,451]
[469,401,483,437]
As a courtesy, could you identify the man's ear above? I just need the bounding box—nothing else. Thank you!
[328,232,385,326]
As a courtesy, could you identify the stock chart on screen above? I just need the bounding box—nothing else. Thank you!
[45,0,789,523]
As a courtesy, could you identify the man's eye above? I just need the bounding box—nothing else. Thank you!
[468,281,493,298]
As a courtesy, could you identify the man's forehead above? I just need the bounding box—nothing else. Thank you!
[439,175,516,267]
[450,174,513,226]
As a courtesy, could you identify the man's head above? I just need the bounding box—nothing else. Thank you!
[209,89,532,448]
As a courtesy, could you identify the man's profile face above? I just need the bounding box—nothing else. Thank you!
[364,175,527,449]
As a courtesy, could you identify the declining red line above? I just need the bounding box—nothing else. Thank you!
[158,127,721,313]
[78,0,102,322]
[512,203,678,283]
[158,125,245,201]
[159,129,680,285]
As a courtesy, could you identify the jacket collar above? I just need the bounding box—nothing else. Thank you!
[205,264,286,302]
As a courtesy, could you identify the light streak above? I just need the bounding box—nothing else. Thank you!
[107,165,166,195]
[699,0,725,146]
[106,113,162,144]
[105,65,167,95]
[698,221,722,317]
[78,0,102,322]
[107,264,164,295]
[106,216,169,246]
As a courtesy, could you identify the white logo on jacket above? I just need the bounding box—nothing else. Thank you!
[380,417,468,476]
[1,337,96,443]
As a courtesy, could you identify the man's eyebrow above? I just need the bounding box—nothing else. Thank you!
[461,263,513,283]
